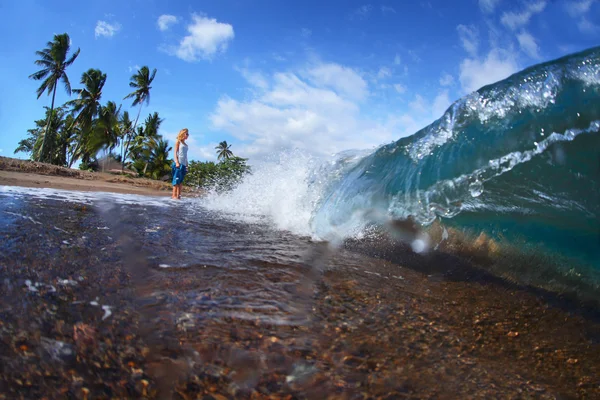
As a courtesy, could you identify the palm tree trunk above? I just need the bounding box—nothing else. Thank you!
[122,104,143,172]
[40,85,58,163]
[68,141,81,168]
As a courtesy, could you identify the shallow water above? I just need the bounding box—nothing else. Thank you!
[1,186,599,399]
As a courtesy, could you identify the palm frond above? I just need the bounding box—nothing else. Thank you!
[29,68,51,81]
[65,47,80,67]
[61,73,72,96]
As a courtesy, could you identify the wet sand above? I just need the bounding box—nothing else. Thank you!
[0,192,598,399]
[0,171,173,196]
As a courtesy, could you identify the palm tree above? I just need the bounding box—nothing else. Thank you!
[140,112,164,175]
[123,66,157,171]
[29,33,80,163]
[215,140,234,161]
[68,68,107,167]
[15,105,74,166]
[118,111,133,166]
[146,138,172,180]
[91,101,122,170]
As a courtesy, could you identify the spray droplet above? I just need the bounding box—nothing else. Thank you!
[469,180,484,197]
[411,239,427,253]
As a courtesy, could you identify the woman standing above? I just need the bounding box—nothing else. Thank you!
[172,128,189,199]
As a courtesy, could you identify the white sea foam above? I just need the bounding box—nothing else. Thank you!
[201,150,329,236]
[0,186,173,208]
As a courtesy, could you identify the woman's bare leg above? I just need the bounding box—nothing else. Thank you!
[172,185,177,199]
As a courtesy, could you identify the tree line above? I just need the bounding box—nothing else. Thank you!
[15,32,251,188]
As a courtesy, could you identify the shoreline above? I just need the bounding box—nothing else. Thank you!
[0,156,177,196]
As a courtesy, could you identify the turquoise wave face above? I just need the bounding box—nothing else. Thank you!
[312,46,600,267]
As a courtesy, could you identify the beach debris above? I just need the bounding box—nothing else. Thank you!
[101,305,112,320]
[3,211,42,225]
[286,363,318,385]
[53,226,69,234]
[177,313,196,331]
[40,337,76,364]
[73,323,96,349]
[24,280,38,292]
[58,278,78,286]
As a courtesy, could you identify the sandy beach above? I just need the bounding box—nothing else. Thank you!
[0,156,174,196]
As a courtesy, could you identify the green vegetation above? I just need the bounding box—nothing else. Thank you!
[186,155,251,191]
[17,32,251,189]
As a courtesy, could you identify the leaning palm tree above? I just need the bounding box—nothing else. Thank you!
[29,33,80,163]
[215,140,234,161]
[68,68,107,167]
[122,66,157,171]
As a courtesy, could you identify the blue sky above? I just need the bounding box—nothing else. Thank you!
[0,0,598,163]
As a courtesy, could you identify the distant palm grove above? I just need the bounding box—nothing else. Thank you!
[16,32,250,188]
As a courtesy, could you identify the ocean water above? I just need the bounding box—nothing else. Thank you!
[202,46,600,299]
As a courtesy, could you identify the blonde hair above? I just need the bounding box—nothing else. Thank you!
[177,128,189,142]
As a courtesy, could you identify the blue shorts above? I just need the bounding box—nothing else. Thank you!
[172,163,187,186]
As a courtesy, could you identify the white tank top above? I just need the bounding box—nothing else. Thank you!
[177,141,188,166]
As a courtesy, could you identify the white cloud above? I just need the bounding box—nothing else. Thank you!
[459,49,519,93]
[479,0,501,13]
[95,21,121,38]
[566,0,594,16]
[301,28,312,38]
[394,83,407,93]
[517,30,540,59]
[381,5,396,14]
[409,94,427,114]
[237,67,269,90]
[394,54,401,65]
[168,14,234,62]
[457,24,479,56]
[385,90,452,138]
[209,62,399,160]
[377,67,392,80]
[0,149,3,153]
[501,1,547,31]
[578,17,599,33]
[128,64,141,73]
[432,90,452,117]
[351,4,373,19]
[439,73,454,86]
[157,14,178,31]
[208,54,461,161]
[566,0,598,33]
[306,63,368,100]
[408,50,422,63]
